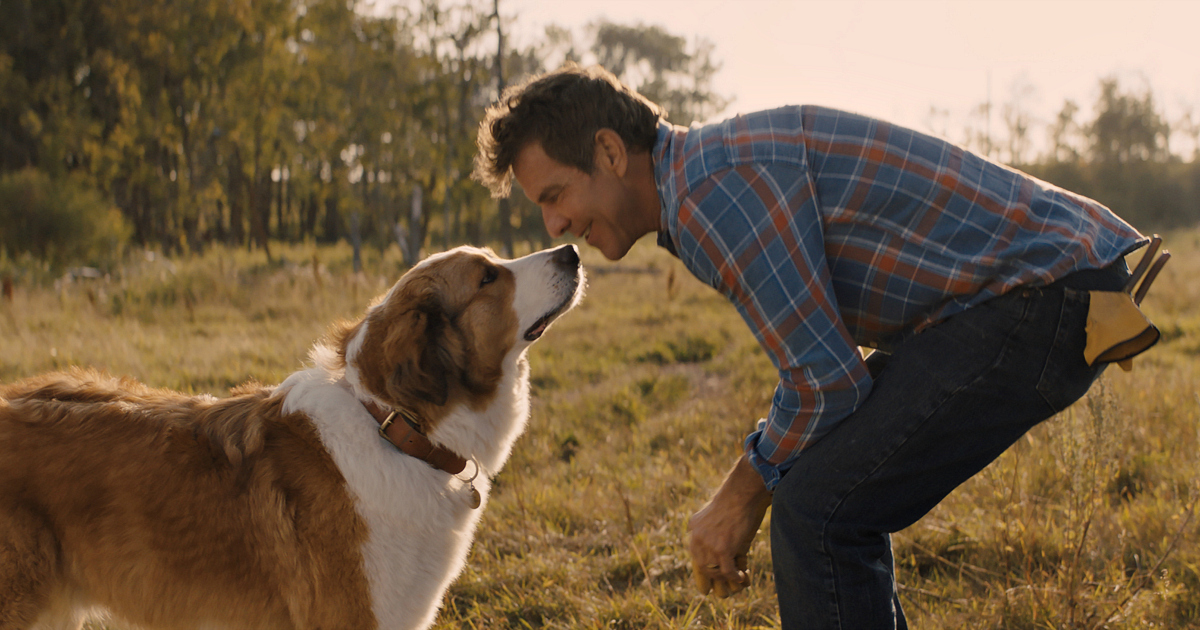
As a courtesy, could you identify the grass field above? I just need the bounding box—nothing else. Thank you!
[2,232,1198,629]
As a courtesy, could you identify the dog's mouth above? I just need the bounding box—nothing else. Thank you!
[522,313,555,342]
[523,302,567,341]
[523,285,581,342]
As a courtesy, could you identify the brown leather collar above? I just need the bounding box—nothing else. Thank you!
[362,401,468,476]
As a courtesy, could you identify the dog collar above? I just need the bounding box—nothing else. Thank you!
[361,401,468,475]
[361,400,482,510]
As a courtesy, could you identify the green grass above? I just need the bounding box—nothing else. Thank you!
[3,233,1199,629]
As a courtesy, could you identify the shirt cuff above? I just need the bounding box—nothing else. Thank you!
[744,421,786,492]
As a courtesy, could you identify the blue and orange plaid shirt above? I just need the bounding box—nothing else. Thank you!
[654,105,1144,490]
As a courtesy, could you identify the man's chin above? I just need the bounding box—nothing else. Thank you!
[600,248,624,261]
[598,240,633,261]
[584,230,635,260]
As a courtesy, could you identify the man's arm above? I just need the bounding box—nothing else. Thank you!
[669,163,871,595]
[687,453,773,597]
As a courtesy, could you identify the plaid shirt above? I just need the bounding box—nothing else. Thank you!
[654,106,1144,490]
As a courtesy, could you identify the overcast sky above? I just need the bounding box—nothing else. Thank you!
[499,0,1200,156]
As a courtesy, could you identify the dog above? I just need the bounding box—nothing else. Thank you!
[0,244,584,630]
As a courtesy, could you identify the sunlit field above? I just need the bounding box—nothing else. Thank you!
[3,231,1198,629]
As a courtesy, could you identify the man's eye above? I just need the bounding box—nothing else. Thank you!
[481,267,498,286]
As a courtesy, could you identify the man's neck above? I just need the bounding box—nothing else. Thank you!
[626,150,663,234]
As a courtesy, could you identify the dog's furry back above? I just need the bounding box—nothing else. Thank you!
[0,368,374,629]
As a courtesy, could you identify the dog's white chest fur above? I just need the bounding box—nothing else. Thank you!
[281,353,530,629]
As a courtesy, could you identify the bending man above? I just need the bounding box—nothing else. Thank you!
[472,64,1144,629]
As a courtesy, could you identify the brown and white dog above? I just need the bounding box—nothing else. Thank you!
[0,244,584,630]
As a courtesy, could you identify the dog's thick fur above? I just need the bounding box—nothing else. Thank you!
[0,245,584,630]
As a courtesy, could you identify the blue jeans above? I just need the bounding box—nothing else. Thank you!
[770,264,1129,629]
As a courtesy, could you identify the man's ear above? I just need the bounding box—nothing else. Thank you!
[593,128,628,177]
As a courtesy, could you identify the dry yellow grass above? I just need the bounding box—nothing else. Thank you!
[2,232,1197,629]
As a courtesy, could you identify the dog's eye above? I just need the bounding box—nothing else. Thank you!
[480,266,498,287]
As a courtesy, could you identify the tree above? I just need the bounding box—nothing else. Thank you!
[397,0,497,262]
[590,20,730,126]
[0,0,739,259]
[962,102,996,160]
[1175,107,1199,162]
[1021,76,1197,229]
[1089,76,1169,165]
[1001,76,1036,165]
[1048,99,1082,163]
[0,169,131,270]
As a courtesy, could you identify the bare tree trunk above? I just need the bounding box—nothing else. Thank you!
[275,169,285,240]
[283,171,291,241]
[350,211,362,273]
[251,172,273,261]
[324,173,343,243]
[228,148,246,246]
[406,184,423,267]
[494,0,512,256]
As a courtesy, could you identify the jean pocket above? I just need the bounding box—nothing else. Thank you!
[1035,289,1100,412]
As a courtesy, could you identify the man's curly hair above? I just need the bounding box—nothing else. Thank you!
[472,64,665,198]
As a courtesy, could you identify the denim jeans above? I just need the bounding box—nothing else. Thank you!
[770,263,1130,629]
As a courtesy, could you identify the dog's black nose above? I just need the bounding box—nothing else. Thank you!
[552,244,580,269]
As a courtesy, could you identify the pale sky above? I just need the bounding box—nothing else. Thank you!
[501,0,1200,157]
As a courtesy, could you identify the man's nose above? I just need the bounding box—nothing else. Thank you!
[542,206,569,238]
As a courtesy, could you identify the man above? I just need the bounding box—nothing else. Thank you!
[472,64,1146,628]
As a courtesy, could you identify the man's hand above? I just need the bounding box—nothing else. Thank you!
[687,454,773,598]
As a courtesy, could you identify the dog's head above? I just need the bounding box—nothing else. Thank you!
[318,245,584,421]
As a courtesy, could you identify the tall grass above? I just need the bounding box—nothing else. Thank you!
[2,233,1198,629]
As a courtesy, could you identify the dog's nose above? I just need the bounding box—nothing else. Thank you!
[551,244,580,269]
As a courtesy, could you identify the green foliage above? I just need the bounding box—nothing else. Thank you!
[591,20,730,126]
[0,168,131,270]
[5,0,1196,263]
[0,0,734,262]
[1088,77,1171,164]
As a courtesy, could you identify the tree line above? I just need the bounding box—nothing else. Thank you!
[0,0,1196,273]
[946,76,1200,231]
[0,0,727,270]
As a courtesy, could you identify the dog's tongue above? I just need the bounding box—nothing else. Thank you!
[524,320,548,341]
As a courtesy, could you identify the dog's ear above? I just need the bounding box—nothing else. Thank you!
[315,318,361,372]
[382,289,465,407]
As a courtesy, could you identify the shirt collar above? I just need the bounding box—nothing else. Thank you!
[653,119,684,257]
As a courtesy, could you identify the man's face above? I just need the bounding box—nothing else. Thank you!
[512,141,639,261]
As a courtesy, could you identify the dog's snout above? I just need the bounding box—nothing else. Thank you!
[552,244,580,269]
